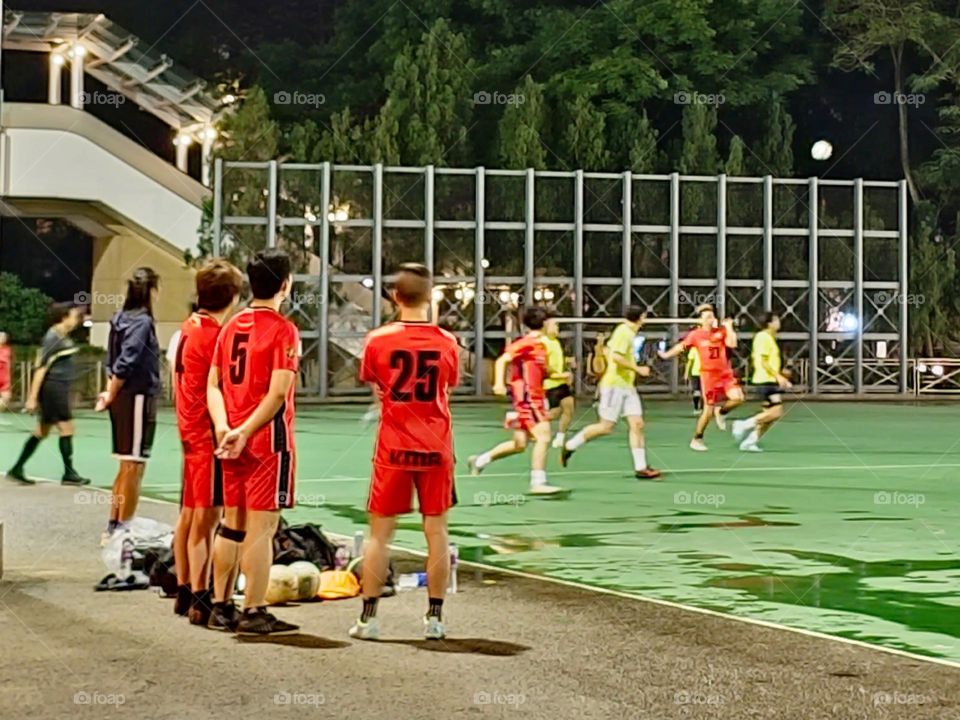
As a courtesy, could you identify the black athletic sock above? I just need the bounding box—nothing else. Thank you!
[12,435,41,471]
[695,432,704,440]
[58,436,75,475]
[719,407,731,416]
[692,394,701,412]
[360,596,379,622]
[427,597,443,620]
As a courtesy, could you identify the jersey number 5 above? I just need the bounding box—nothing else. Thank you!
[229,333,250,384]
[389,349,440,401]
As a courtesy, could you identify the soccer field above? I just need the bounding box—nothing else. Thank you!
[2,398,958,663]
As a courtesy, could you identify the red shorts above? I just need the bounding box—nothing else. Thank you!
[700,369,740,405]
[181,452,223,509]
[222,450,295,511]
[504,399,548,433]
[367,464,456,516]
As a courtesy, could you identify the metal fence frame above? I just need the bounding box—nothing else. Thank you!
[212,160,909,398]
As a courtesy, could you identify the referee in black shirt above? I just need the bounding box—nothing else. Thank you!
[7,303,89,485]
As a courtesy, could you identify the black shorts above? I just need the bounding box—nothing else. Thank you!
[546,383,572,409]
[753,382,783,407]
[110,392,158,461]
[39,380,72,425]
[690,376,701,395]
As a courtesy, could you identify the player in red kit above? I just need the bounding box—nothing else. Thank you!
[467,307,566,496]
[660,304,743,451]
[0,331,11,418]
[171,260,243,625]
[207,249,300,636]
[349,263,460,641]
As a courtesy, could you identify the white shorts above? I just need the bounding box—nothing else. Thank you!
[597,386,643,422]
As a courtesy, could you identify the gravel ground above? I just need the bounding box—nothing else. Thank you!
[1,479,958,720]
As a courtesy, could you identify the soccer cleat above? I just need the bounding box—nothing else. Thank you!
[635,467,663,480]
[739,440,763,453]
[207,602,242,632]
[188,590,213,626]
[349,617,381,641]
[174,585,192,616]
[423,615,446,640]
[559,446,574,467]
[61,472,91,486]
[467,455,483,477]
[713,407,727,431]
[528,483,567,496]
[6,467,34,485]
[236,607,300,636]
[689,438,708,452]
[731,420,749,443]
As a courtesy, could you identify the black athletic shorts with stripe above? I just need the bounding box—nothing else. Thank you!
[110,392,158,461]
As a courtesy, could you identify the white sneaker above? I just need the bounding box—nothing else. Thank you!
[349,617,380,640]
[689,438,708,452]
[739,440,762,453]
[731,420,749,442]
[423,615,446,640]
[467,456,482,477]
[713,407,727,431]
[551,435,564,449]
[528,483,566,496]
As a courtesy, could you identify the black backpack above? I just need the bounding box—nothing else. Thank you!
[272,520,339,570]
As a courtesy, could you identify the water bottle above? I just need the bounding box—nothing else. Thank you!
[119,532,135,579]
[334,545,350,570]
[352,531,364,559]
[448,544,459,594]
[397,572,428,590]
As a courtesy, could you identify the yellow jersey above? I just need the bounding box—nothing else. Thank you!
[685,347,701,377]
[751,330,781,384]
[599,323,637,390]
[541,335,568,390]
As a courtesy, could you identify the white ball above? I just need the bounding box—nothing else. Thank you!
[811,140,833,161]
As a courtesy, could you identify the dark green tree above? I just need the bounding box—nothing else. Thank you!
[497,75,548,169]
[0,273,52,344]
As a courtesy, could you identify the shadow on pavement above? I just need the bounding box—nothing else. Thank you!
[236,633,350,649]
[381,638,530,656]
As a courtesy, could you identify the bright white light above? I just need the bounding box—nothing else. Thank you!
[824,354,834,366]
[174,133,193,147]
[202,127,218,142]
[840,313,859,332]
[70,44,87,59]
[811,140,833,161]
[917,362,928,373]
[431,288,445,302]
[480,258,490,269]
[327,212,336,222]
[463,287,475,302]
[304,211,317,223]
[361,277,374,289]
[534,289,543,301]
[509,292,520,304]
[499,290,511,304]
[51,53,66,66]
[932,364,944,377]
[454,289,464,300]
[82,319,93,328]
[334,209,349,222]
[543,289,555,301]
[222,94,237,105]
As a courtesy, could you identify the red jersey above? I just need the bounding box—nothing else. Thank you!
[683,326,730,373]
[214,307,299,455]
[174,312,222,452]
[359,321,460,470]
[0,345,11,392]
[505,334,547,404]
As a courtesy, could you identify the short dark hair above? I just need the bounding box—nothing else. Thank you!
[761,311,779,328]
[196,259,244,311]
[247,249,291,300]
[625,305,645,323]
[123,267,160,315]
[393,263,432,306]
[522,306,549,330]
[696,303,715,316]
[47,302,78,327]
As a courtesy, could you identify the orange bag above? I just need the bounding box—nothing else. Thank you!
[317,570,360,600]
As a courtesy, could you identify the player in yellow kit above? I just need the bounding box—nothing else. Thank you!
[732,312,791,452]
[684,347,702,415]
[541,318,575,449]
[559,306,661,479]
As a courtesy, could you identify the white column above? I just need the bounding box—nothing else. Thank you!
[48,53,65,105]
[200,128,217,186]
[174,134,192,172]
[69,45,86,109]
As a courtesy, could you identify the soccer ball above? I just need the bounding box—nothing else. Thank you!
[288,560,322,600]
[811,140,833,161]
[265,564,299,605]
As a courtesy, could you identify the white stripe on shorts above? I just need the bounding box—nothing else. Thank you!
[132,394,144,458]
